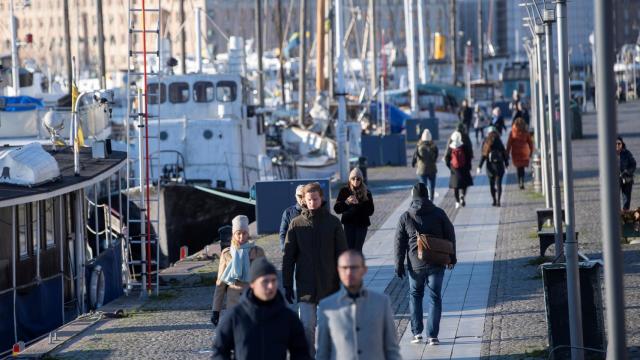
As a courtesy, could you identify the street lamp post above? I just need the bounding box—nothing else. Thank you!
[534,23,552,207]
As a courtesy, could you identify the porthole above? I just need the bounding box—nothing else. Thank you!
[203,129,213,140]
[160,131,168,141]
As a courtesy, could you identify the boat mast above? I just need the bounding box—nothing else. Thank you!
[97,0,106,88]
[195,7,202,73]
[335,0,349,182]
[255,0,265,108]
[180,0,186,74]
[316,0,326,95]
[9,0,20,96]
[450,0,457,85]
[63,0,73,97]
[298,0,307,126]
[368,0,377,98]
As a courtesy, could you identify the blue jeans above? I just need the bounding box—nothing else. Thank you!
[418,174,437,201]
[408,265,445,338]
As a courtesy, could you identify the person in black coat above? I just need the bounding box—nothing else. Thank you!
[213,258,311,360]
[457,99,473,133]
[477,127,509,207]
[444,130,474,208]
[617,136,637,210]
[334,167,374,251]
[279,185,305,252]
[394,183,456,344]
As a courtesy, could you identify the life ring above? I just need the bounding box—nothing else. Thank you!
[89,265,106,310]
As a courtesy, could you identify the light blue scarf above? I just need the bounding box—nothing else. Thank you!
[219,242,254,285]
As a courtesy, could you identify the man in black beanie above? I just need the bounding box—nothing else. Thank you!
[394,182,456,346]
[212,258,311,359]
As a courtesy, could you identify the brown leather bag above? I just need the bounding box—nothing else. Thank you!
[416,232,454,265]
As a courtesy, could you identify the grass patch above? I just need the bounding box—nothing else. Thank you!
[528,231,539,239]
[197,275,217,287]
[525,190,544,201]
[148,290,178,301]
[526,256,552,266]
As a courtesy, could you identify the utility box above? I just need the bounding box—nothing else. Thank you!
[361,134,407,167]
[541,261,605,360]
[254,179,331,234]
[405,117,439,142]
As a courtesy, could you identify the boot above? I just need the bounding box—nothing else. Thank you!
[519,177,525,190]
[490,188,496,206]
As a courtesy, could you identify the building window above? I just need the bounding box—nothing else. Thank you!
[169,82,190,103]
[216,81,237,102]
[147,83,166,104]
[193,81,215,103]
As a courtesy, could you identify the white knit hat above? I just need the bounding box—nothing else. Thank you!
[232,215,249,233]
[420,129,432,142]
[449,131,463,149]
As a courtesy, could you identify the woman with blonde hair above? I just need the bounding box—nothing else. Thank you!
[506,117,534,190]
[334,167,374,251]
[211,215,265,326]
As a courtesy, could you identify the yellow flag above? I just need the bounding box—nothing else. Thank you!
[71,83,85,147]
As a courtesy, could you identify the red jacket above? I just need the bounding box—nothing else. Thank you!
[506,127,534,168]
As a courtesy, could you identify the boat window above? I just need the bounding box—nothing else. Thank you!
[32,203,40,253]
[45,199,55,249]
[193,81,215,103]
[216,81,237,102]
[18,204,28,257]
[169,82,190,104]
[147,83,166,105]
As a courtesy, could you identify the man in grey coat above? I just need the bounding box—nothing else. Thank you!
[316,250,401,360]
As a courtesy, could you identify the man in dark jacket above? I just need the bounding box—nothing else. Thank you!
[213,258,310,360]
[279,185,305,252]
[458,99,473,133]
[617,136,637,210]
[283,182,348,357]
[394,183,456,345]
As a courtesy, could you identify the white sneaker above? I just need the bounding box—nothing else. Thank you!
[411,335,423,344]
[427,338,440,346]
[455,202,461,209]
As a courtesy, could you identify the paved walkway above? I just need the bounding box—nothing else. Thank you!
[363,157,501,360]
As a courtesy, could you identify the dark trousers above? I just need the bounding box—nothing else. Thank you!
[517,167,526,186]
[474,127,484,143]
[454,187,467,202]
[344,224,368,251]
[489,174,503,202]
[621,182,633,210]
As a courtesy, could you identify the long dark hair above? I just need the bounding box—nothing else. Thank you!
[482,131,500,157]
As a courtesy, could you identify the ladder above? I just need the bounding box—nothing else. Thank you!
[125,0,162,296]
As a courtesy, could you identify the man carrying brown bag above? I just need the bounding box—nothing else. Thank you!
[394,182,456,345]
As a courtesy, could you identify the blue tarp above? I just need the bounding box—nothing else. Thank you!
[369,101,411,134]
[0,96,44,112]
[85,239,124,306]
[15,277,63,344]
[0,291,15,354]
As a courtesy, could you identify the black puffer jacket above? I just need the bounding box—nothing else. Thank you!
[283,206,348,303]
[212,290,311,360]
[394,198,457,271]
[620,148,637,184]
[334,187,375,227]
[478,136,509,177]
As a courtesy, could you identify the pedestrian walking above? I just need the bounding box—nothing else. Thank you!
[477,126,509,207]
[491,107,507,135]
[473,104,489,145]
[445,130,474,208]
[617,136,637,210]
[509,90,520,113]
[283,182,348,357]
[212,258,311,360]
[211,215,265,326]
[457,99,473,133]
[412,129,439,201]
[394,183,457,345]
[506,118,534,190]
[334,168,375,252]
[316,250,401,360]
[511,101,530,127]
[279,185,305,252]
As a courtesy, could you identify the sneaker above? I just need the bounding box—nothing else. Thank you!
[455,202,461,209]
[411,335,423,344]
[427,338,440,346]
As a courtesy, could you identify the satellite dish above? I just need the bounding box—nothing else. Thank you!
[43,110,65,149]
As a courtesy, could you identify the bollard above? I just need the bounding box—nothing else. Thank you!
[12,341,24,356]
[532,151,542,193]
[179,246,188,260]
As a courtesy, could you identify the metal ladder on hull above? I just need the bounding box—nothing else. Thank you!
[125,0,162,297]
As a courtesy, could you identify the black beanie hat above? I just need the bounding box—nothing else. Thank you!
[249,257,277,283]
[412,182,428,200]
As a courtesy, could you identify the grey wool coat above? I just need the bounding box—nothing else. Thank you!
[316,286,401,360]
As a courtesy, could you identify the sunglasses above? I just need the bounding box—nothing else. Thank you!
[350,177,362,181]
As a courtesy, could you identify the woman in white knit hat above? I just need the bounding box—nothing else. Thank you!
[334,167,375,251]
[412,129,439,201]
[211,215,265,326]
[444,130,474,208]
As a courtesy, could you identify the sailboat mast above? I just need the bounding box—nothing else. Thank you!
[255,0,265,107]
[298,0,307,125]
[276,0,287,106]
[9,0,20,96]
[368,0,377,98]
[316,0,326,94]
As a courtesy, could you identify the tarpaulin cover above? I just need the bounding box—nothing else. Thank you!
[368,101,410,134]
[85,239,124,306]
[0,96,44,112]
[0,291,15,354]
[15,277,63,343]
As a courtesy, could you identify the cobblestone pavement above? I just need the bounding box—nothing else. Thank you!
[481,101,640,359]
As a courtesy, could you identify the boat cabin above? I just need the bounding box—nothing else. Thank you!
[0,144,126,356]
